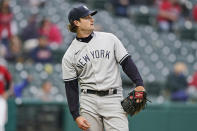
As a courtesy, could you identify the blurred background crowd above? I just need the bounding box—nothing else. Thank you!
[1,0,197,131]
[0,0,196,103]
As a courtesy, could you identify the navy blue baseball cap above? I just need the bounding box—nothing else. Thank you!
[68,5,97,23]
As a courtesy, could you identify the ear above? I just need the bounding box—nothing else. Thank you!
[73,20,80,27]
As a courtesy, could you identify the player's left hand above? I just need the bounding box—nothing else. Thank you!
[121,88,149,117]
[134,86,145,103]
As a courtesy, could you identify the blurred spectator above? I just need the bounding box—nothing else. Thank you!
[14,75,33,98]
[23,39,39,55]
[110,0,130,17]
[180,2,190,20]
[0,44,7,66]
[19,0,46,10]
[157,0,181,32]
[29,0,46,9]
[30,35,53,63]
[39,18,62,47]
[0,64,12,131]
[35,80,57,101]
[20,14,39,42]
[0,44,6,57]
[0,0,17,49]
[192,4,197,22]
[20,14,39,58]
[165,62,188,101]
[189,71,197,88]
[5,35,24,63]
[187,71,197,101]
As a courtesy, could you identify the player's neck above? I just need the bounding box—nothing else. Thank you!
[76,30,93,38]
[76,32,94,43]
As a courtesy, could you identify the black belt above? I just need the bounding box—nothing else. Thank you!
[81,89,117,96]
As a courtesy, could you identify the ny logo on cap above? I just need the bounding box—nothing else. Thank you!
[83,5,88,10]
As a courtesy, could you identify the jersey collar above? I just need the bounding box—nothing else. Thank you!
[76,32,94,43]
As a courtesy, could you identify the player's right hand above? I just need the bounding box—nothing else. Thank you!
[134,86,145,103]
[75,116,90,130]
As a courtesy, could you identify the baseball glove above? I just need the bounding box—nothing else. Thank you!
[121,90,151,116]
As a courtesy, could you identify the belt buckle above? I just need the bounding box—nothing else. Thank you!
[82,89,87,94]
[97,91,106,96]
[109,89,114,95]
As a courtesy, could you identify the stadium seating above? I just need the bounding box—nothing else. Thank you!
[7,0,197,99]
[128,5,158,25]
[8,63,66,100]
[5,1,197,131]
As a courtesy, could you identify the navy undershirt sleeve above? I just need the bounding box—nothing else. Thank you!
[64,79,80,120]
[120,56,144,87]
[64,32,93,120]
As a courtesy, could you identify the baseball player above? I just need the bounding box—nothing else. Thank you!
[62,5,145,131]
[0,64,12,131]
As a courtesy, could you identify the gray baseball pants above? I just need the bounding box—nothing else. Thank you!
[80,92,129,131]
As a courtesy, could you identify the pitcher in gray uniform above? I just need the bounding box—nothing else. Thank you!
[62,5,145,131]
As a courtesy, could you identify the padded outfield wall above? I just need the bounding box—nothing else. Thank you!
[5,99,197,131]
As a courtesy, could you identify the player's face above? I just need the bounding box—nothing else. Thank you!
[77,15,95,32]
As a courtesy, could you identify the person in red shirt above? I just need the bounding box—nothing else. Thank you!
[0,0,13,47]
[189,72,197,88]
[0,65,12,94]
[0,64,12,131]
[187,71,197,101]
[39,18,62,47]
[192,4,197,22]
[157,0,181,32]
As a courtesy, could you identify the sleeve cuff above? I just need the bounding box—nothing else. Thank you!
[136,81,144,87]
[72,112,80,120]
[119,54,130,64]
[63,77,77,82]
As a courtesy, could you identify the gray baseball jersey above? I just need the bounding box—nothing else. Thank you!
[62,31,129,91]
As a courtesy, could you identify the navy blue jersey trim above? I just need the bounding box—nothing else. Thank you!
[63,77,77,81]
[119,54,130,64]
